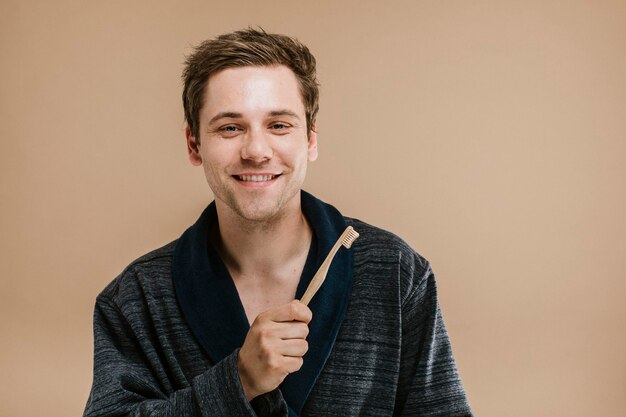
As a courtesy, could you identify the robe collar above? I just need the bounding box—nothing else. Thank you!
[172,191,353,416]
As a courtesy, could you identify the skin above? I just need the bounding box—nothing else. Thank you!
[185,65,318,400]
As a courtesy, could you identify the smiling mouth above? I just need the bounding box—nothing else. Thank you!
[234,174,281,182]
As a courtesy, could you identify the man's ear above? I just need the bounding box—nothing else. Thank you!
[308,122,318,162]
[185,125,202,166]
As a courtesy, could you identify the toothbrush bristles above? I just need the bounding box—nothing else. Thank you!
[342,227,360,248]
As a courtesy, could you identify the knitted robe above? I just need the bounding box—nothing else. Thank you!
[83,191,472,416]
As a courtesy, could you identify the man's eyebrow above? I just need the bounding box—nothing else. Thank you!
[268,110,301,120]
[208,110,301,125]
[208,112,242,125]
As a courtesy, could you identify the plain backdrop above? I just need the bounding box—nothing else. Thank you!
[1,1,625,416]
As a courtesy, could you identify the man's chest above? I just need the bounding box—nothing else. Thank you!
[234,276,301,324]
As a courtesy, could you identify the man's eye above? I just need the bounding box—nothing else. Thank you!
[271,123,288,130]
[217,125,242,137]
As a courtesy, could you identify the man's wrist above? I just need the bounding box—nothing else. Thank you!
[237,353,258,401]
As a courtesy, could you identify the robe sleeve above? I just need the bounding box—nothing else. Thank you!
[83,294,288,417]
[395,261,473,417]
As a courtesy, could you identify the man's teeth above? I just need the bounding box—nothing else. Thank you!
[238,174,277,182]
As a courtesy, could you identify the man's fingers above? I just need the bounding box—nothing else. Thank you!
[273,301,312,323]
[278,322,309,340]
[282,356,305,374]
[261,300,313,324]
[252,320,308,342]
[278,338,309,357]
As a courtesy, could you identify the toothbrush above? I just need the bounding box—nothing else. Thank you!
[300,226,359,306]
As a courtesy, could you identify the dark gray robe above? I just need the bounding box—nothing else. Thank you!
[84,191,472,416]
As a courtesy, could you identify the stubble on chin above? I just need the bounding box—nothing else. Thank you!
[225,187,301,232]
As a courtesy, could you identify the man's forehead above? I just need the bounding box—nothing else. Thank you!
[201,65,305,117]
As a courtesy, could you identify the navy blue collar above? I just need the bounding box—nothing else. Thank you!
[172,191,353,415]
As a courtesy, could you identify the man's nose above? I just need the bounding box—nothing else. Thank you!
[240,127,273,162]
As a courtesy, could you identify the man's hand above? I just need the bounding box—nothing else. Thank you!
[237,300,312,401]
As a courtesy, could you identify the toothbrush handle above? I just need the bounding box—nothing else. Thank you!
[300,239,343,306]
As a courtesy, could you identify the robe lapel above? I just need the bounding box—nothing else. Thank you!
[171,202,250,361]
[172,191,354,416]
[283,191,353,415]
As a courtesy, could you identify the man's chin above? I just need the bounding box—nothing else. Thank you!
[218,187,301,224]
[235,208,282,224]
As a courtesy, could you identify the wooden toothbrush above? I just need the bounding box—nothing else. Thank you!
[300,226,359,306]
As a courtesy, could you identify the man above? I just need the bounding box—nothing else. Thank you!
[84,28,472,417]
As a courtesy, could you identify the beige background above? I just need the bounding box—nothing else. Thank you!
[1,1,625,416]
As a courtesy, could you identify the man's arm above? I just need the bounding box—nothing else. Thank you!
[394,261,473,417]
[83,295,287,417]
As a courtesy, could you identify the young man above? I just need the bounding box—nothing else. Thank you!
[84,29,472,417]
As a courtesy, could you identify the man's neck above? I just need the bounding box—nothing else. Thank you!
[213,195,313,282]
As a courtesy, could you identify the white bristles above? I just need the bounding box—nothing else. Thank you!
[341,226,359,249]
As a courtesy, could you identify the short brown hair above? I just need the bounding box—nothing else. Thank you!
[182,28,319,142]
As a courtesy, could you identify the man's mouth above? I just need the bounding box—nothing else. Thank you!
[234,174,281,182]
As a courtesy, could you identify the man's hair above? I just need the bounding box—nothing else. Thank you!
[182,28,319,142]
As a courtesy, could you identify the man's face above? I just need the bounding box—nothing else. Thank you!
[186,65,318,223]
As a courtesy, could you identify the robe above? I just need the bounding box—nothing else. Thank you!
[83,191,472,416]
